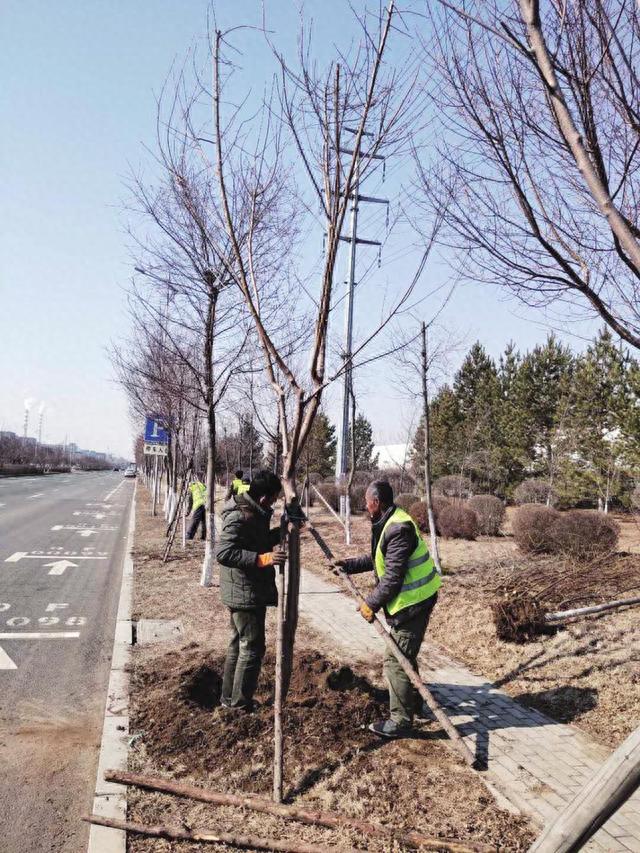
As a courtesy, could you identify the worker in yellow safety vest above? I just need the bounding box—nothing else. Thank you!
[333,479,441,738]
[226,469,245,499]
[237,478,250,495]
[186,476,207,540]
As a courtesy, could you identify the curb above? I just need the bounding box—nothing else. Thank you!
[87,484,136,853]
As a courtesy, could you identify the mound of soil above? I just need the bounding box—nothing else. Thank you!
[131,644,386,795]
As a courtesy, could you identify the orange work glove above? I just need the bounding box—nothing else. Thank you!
[357,602,375,623]
[256,547,287,568]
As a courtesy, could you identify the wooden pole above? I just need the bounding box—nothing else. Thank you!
[274,512,287,804]
[105,769,492,853]
[82,814,354,853]
[528,723,640,852]
[311,485,346,530]
[306,523,476,768]
[545,596,640,623]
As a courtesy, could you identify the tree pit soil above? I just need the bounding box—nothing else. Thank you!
[129,643,535,851]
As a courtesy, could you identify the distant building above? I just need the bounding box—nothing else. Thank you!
[0,431,17,440]
[373,443,410,470]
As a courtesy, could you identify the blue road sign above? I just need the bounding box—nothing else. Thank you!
[144,414,170,444]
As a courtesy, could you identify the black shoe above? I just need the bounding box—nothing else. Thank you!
[220,697,255,713]
[368,719,412,739]
[415,701,435,721]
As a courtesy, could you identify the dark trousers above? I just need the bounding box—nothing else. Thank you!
[384,595,437,727]
[187,505,206,540]
[222,607,267,708]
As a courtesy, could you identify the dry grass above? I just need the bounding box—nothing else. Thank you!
[127,487,535,852]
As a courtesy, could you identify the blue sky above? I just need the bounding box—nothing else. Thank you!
[1,1,598,458]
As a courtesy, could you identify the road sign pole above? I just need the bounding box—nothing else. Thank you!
[152,455,159,516]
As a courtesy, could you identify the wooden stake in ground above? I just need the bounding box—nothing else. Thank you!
[528,723,640,852]
[83,814,355,853]
[105,769,493,853]
[305,523,476,768]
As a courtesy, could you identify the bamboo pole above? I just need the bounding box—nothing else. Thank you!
[545,595,640,623]
[528,723,640,852]
[105,769,492,853]
[305,523,476,768]
[82,814,353,853]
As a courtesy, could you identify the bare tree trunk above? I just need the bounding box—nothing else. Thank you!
[421,322,442,574]
[201,286,218,588]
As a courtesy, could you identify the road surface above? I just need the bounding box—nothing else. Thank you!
[0,471,135,853]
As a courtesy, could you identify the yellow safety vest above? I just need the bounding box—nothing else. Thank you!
[232,478,243,494]
[374,507,441,615]
[190,481,207,511]
[237,483,250,495]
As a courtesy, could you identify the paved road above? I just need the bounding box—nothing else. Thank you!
[0,471,135,853]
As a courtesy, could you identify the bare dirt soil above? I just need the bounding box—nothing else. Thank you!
[126,488,536,851]
[300,505,640,749]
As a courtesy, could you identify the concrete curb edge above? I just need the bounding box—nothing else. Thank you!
[87,483,136,853]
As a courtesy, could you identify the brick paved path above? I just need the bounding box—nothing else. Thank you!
[298,568,640,852]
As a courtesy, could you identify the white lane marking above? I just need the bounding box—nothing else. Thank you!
[0,503,5,508]
[0,632,80,639]
[5,552,107,563]
[86,503,117,508]
[0,645,16,669]
[44,560,78,575]
[72,511,113,519]
[27,493,44,499]
[51,525,117,532]
[103,479,127,502]
[46,603,68,612]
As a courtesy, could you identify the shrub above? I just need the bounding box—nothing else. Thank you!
[317,482,340,512]
[437,503,479,540]
[468,495,505,536]
[347,484,366,514]
[396,492,420,512]
[512,505,560,553]
[514,478,556,506]
[408,497,451,533]
[632,484,640,510]
[550,510,619,559]
[433,474,473,499]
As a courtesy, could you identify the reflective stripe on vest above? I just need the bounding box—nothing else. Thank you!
[237,483,250,495]
[374,507,441,615]
[190,482,207,511]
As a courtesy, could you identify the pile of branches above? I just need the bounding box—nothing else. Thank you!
[491,554,640,643]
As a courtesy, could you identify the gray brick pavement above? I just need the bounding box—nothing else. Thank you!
[299,568,640,852]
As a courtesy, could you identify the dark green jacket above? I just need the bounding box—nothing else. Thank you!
[216,492,281,609]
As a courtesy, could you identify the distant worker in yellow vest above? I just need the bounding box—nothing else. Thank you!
[186,476,207,541]
[333,480,441,738]
[237,477,250,495]
[225,470,244,500]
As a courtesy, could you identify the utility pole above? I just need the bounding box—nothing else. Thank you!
[335,129,388,518]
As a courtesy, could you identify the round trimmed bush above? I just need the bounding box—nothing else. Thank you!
[317,482,340,511]
[347,484,366,514]
[514,478,556,506]
[550,510,619,559]
[512,505,560,553]
[632,484,640,511]
[468,494,505,536]
[396,492,420,512]
[437,503,478,540]
[408,497,451,533]
[433,474,473,499]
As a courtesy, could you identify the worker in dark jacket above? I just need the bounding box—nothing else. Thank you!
[334,480,441,738]
[216,469,286,711]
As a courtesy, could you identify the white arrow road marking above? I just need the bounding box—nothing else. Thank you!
[27,493,44,499]
[72,511,108,519]
[44,560,78,576]
[5,552,107,563]
[0,645,16,669]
